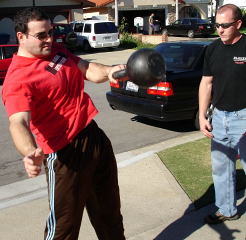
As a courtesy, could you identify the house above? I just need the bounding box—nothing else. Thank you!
[83,0,212,34]
[83,0,115,20]
[0,0,95,43]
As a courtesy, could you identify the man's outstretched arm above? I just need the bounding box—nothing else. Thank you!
[9,112,44,177]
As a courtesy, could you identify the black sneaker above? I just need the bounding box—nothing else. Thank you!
[204,211,240,224]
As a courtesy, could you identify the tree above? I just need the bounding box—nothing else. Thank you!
[241,8,246,28]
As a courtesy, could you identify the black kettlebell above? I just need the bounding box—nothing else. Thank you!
[112,48,166,87]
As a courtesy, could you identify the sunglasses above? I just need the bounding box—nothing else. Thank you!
[26,29,54,41]
[214,20,238,29]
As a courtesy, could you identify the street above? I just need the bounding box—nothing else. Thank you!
[0,47,197,186]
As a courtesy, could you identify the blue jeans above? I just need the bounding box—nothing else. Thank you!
[211,108,246,217]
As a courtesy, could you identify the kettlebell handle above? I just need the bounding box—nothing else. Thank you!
[112,69,127,79]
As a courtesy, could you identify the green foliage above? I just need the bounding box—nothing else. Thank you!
[119,32,155,49]
[158,138,246,208]
[241,8,246,28]
[119,32,138,48]
[118,17,128,34]
[240,27,246,33]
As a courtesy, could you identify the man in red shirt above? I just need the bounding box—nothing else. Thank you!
[2,7,126,240]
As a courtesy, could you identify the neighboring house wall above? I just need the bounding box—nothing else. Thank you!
[83,7,115,21]
[0,0,84,7]
[35,0,82,5]
[53,15,68,23]
[70,9,84,21]
[117,0,173,6]
[0,0,94,43]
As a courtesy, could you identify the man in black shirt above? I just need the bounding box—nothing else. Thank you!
[199,4,246,225]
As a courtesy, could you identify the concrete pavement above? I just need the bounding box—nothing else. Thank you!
[0,131,245,240]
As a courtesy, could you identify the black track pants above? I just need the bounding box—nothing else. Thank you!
[43,120,125,240]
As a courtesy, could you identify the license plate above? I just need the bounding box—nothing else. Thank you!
[104,36,111,40]
[207,26,211,29]
[56,39,63,43]
[126,81,139,92]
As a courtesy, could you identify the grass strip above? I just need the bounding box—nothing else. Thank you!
[158,138,246,208]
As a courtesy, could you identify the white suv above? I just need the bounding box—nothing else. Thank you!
[70,20,120,51]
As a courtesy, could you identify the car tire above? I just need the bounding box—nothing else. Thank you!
[83,41,91,52]
[65,32,77,46]
[188,30,195,38]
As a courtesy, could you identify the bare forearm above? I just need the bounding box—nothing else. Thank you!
[199,77,213,119]
[87,62,112,83]
[78,60,111,83]
[9,121,37,156]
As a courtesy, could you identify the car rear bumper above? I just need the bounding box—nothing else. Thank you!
[106,91,195,122]
[91,40,120,48]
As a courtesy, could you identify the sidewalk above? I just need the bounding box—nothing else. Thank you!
[0,132,245,240]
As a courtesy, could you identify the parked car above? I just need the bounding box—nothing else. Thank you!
[106,41,212,129]
[0,44,18,82]
[52,23,78,50]
[163,18,215,38]
[70,20,120,51]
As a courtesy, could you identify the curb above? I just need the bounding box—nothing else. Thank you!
[0,131,204,210]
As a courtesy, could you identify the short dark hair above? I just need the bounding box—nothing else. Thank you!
[14,7,50,33]
[217,4,242,21]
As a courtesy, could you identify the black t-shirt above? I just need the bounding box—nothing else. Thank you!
[203,34,246,111]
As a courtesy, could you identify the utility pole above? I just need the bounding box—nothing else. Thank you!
[115,0,118,26]
[176,0,179,20]
[33,0,36,6]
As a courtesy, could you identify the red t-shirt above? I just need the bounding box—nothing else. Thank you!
[2,44,98,154]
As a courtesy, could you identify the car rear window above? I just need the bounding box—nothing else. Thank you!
[3,46,18,59]
[74,23,84,32]
[189,19,209,24]
[94,22,118,34]
[155,43,204,70]
[197,19,209,24]
[54,24,73,34]
[182,19,190,25]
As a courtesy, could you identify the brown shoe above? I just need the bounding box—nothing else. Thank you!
[204,211,240,225]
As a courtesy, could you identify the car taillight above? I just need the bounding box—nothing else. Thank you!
[110,81,120,88]
[147,82,174,96]
[92,36,96,41]
[198,25,204,30]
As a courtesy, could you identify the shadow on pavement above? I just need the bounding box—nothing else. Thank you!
[155,139,246,239]
[193,170,246,209]
[74,47,129,56]
[154,192,246,240]
[130,116,197,133]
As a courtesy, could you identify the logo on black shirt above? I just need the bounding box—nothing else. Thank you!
[233,56,246,64]
[46,52,67,74]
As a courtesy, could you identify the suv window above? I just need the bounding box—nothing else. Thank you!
[74,23,84,32]
[94,22,118,34]
[84,24,91,33]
